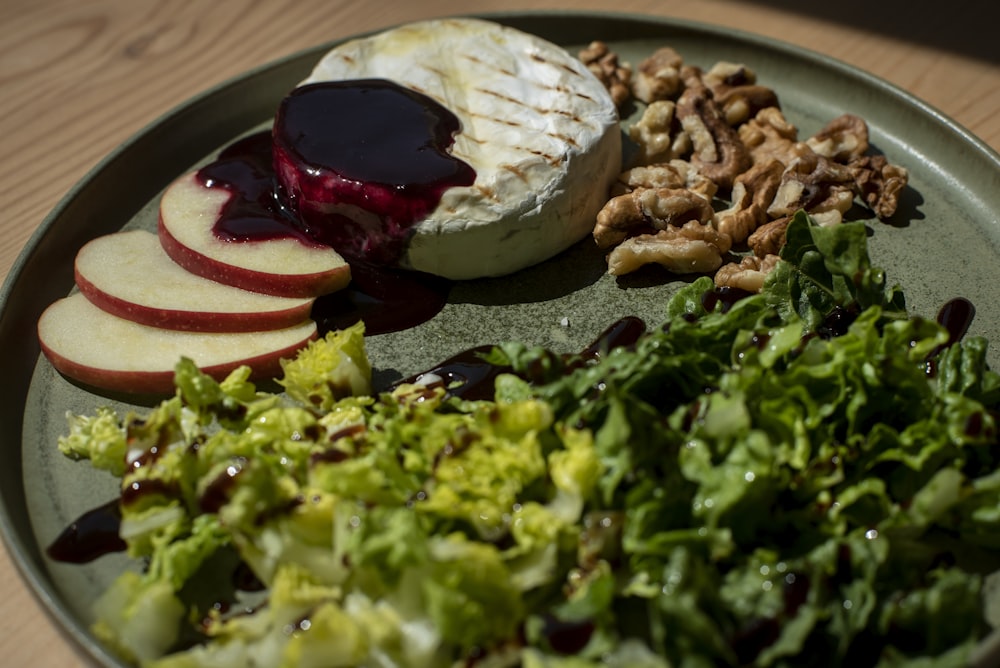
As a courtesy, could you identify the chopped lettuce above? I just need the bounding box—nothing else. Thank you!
[58,406,127,476]
[57,214,1000,667]
[279,321,372,411]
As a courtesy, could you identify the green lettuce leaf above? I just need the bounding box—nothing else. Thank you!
[279,321,372,411]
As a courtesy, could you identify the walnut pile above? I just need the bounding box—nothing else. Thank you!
[580,42,910,292]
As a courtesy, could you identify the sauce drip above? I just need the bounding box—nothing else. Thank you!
[398,344,502,402]
[936,297,975,346]
[45,499,126,564]
[310,262,450,336]
[197,132,317,246]
[393,315,647,401]
[925,297,977,376]
[200,462,245,514]
[539,615,596,655]
[701,286,754,314]
[579,316,646,360]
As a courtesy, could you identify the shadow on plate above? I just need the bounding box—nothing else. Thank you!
[740,0,998,65]
[884,182,926,228]
[449,237,613,307]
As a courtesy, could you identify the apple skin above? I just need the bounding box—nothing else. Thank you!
[38,293,317,395]
[74,230,315,333]
[158,173,352,298]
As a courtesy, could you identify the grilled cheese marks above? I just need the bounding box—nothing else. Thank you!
[299,18,622,280]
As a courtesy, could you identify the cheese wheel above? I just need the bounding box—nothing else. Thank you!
[298,18,622,279]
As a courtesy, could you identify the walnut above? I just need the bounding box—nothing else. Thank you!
[807,114,869,163]
[808,186,856,227]
[611,163,683,196]
[579,41,632,109]
[676,66,751,190]
[739,107,812,167]
[788,150,855,184]
[666,159,719,201]
[611,160,718,201]
[713,159,784,244]
[703,62,779,126]
[714,253,781,293]
[606,221,732,276]
[848,154,909,219]
[632,46,684,103]
[627,100,691,165]
[747,216,790,257]
[767,153,856,220]
[702,61,758,88]
[593,187,715,248]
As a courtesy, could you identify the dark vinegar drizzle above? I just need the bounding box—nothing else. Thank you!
[936,297,976,347]
[926,297,977,377]
[701,286,754,314]
[45,500,126,564]
[393,315,648,402]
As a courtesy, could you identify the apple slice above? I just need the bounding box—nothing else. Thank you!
[75,229,315,332]
[158,172,351,298]
[38,292,317,394]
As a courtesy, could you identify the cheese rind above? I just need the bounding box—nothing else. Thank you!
[301,18,622,279]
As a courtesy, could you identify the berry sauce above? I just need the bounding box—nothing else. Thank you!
[194,79,476,335]
[197,132,319,247]
[271,79,476,264]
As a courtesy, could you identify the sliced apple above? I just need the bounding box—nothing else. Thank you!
[38,292,317,394]
[75,229,315,332]
[158,172,351,298]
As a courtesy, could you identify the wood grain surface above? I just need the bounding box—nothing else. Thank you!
[1,0,997,665]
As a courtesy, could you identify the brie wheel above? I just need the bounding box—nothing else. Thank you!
[302,18,622,279]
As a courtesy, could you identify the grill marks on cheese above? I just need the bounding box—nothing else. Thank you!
[340,56,596,157]
[325,35,597,153]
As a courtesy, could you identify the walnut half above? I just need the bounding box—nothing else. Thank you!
[713,159,784,244]
[594,187,715,249]
[806,113,869,162]
[579,41,632,109]
[632,46,684,103]
[714,254,780,293]
[676,66,751,190]
[703,61,779,127]
[848,154,909,220]
[611,160,717,201]
[606,221,733,276]
[628,101,691,165]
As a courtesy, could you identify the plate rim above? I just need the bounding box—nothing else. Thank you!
[2,9,999,666]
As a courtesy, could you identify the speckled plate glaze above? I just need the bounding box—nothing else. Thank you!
[2,11,999,667]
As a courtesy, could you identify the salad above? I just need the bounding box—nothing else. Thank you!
[55,213,1000,667]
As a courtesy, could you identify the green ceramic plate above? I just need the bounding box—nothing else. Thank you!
[2,11,999,667]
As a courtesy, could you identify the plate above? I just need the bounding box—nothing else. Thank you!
[3,11,1000,667]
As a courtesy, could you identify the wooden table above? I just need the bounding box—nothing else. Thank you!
[1,0,997,665]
